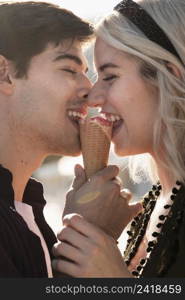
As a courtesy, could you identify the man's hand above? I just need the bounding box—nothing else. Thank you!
[63,164,142,240]
[52,214,132,278]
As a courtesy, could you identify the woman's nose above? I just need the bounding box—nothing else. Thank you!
[77,76,92,99]
[87,83,106,107]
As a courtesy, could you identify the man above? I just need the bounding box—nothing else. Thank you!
[0,0,95,277]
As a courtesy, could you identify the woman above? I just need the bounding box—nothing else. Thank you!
[52,0,185,277]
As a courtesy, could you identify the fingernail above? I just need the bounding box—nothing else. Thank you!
[121,188,130,194]
[51,259,57,270]
[74,164,82,177]
[121,189,132,200]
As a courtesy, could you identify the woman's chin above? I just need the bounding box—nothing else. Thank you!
[113,144,126,157]
[113,141,134,157]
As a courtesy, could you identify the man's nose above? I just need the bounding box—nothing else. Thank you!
[87,83,106,107]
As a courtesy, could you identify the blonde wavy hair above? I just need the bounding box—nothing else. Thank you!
[95,0,185,183]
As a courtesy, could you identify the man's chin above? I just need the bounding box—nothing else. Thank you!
[49,136,82,156]
[63,144,82,157]
[47,145,81,157]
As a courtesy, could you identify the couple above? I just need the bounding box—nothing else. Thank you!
[0,0,185,278]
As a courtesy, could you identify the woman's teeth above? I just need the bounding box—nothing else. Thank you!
[102,113,123,132]
[105,115,122,122]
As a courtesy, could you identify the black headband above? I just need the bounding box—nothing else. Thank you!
[114,0,181,62]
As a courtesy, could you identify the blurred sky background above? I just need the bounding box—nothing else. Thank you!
[9,0,151,251]
[34,0,119,19]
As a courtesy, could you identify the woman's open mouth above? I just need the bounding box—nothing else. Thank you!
[101,112,123,137]
[67,110,123,136]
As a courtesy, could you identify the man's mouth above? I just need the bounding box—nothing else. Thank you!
[67,109,87,129]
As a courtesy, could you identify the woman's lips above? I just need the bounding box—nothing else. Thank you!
[67,109,123,137]
[112,119,124,137]
[91,116,113,126]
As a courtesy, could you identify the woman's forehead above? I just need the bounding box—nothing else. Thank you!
[94,38,135,69]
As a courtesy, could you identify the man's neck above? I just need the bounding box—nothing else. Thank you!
[12,158,44,202]
[0,134,46,202]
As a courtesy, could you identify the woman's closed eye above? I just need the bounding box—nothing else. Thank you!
[103,75,117,81]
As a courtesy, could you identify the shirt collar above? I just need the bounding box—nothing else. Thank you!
[0,164,46,209]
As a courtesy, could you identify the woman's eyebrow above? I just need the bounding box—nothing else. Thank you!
[98,63,119,72]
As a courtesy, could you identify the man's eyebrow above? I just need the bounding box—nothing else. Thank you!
[99,63,119,72]
[53,54,88,73]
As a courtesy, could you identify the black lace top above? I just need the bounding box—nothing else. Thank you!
[124,183,185,277]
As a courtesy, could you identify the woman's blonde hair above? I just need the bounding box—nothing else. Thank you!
[95,0,185,183]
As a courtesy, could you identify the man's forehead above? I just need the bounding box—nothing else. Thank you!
[29,41,88,73]
[48,41,84,58]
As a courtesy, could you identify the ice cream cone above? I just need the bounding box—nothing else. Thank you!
[80,109,113,179]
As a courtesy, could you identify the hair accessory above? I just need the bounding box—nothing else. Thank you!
[114,0,182,62]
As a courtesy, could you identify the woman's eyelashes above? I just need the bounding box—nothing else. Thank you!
[103,74,117,81]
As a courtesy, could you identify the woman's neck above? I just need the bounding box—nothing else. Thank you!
[155,162,176,196]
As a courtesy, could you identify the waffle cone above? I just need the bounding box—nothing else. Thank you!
[80,116,112,179]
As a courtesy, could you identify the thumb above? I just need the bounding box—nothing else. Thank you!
[128,202,143,220]
[71,164,86,190]
[120,188,132,203]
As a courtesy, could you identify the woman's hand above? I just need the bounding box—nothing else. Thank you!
[63,165,142,240]
[52,214,132,278]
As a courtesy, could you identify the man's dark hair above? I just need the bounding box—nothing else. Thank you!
[0,1,94,77]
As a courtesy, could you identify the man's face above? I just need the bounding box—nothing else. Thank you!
[10,40,91,156]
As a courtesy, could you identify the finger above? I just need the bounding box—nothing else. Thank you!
[120,188,132,203]
[57,224,89,249]
[90,165,119,183]
[71,164,86,190]
[112,176,122,186]
[105,181,121,197]
[128,202,143,219]
[63,213,104,241]
[52,258,79,277]
[52,242,82,264]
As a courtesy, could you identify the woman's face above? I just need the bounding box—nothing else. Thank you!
[88,38,159,156]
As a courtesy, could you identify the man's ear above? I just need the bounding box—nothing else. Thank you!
[166,62,182,79]
[0,55,14,96]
